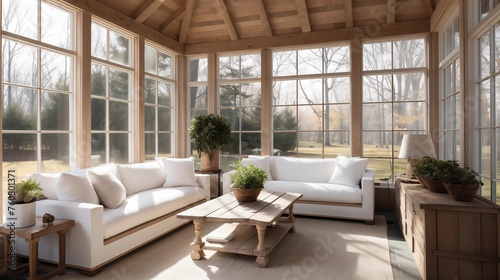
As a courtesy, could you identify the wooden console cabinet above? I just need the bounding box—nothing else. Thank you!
[395,179,500,280]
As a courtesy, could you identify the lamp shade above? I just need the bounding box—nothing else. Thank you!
[398,134,436,159]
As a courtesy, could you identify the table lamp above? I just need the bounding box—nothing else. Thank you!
[398,134,436,178]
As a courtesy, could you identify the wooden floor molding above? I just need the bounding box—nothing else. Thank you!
[55,215,393,279]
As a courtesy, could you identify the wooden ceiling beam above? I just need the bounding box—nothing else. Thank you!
[179,0,196,44]
[214,0,238,40]
[421,0,435,15]
[60,0,183,54]
[387,0,396,24]
[295,0,311,32]
[185,19,430,55]
[160,2,186,33]
[344,0,353,28]
[135,0,166,23]
[254,0,272,37]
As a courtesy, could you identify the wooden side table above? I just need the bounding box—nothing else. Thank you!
[0,217,75,280]
[195,169,222,197]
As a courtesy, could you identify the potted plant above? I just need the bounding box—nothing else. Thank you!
[13,179,45,227]
[189,114,233,171]
[413,157,447,193]
[437,160,483,202]
[230,162,267,202]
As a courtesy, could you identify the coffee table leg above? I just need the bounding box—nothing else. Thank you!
[288,205,296,232]
[190,219,205,260]
[255,224,268,267]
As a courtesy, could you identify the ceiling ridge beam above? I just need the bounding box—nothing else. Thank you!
[60,0,183,54]
[135,0,166,23]
[255,0,272,37]
[185,19,430,55]
[214,0,238,40]
[387,0,396,24]
[160,2,186,33]
[344,0,353,28]
[295,0,311,32]
[179,0,196,44]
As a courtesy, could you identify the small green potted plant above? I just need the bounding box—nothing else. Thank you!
[230,161,267,202]
[13,179,45,227]
[413,157,447,193]
[189,114,233,171]
[437,160,483,202]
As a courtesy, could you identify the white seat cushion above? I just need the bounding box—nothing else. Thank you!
[102,186,206,239]
[264,181,362,204]
[117,161,165,196]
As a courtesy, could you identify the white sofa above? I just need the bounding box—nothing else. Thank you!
[223,156,375,223]
[16,158,210,275]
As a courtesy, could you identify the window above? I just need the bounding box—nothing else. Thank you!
[272,46,351,158]
[479,0,500,20]
[218,54,261,169]
[90,22,133,165]
[476,22,500,203]
[440,16,461,161]
[362,39,428,180]
[1,0,75,180]
[188,57,208,119]
[144,43,175,160]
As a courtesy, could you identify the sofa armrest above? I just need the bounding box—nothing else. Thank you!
[34,199,104,267]
[195,174,211,201]
[222,170,236,195]
[360,168,375,217]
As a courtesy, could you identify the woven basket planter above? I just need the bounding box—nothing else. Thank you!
[443,183,480,202]
[417,176,447,193]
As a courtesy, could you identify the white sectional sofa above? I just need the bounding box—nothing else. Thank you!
[16,158,210,275]
[223,156,375,223]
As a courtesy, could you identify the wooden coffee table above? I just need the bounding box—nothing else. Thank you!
[177,190,302,267]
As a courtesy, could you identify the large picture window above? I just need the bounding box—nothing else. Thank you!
[362,39,428,180]
[271,46,351,158]
[144,43,174,160]
[218,54,261,169]
[90,22,133,165]
[1,0,75,180]
[476,20,500,203]
[439,16,461,161]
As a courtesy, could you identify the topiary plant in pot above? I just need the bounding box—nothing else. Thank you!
[189,114,233,171]
[230,161,267,202]
[437,160,483,202]
[413,157,447,193]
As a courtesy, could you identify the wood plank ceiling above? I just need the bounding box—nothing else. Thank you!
[93,0,437,53]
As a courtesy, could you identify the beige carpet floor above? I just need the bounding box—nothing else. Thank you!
[58,215,393,280]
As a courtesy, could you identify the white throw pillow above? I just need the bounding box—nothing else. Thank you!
[118,161,165,195]
[162,157,198,188]
[87,168,126,209]
[56,169,100,204]
[28,172,63,200]
[241,156,273,181]
[329,156,369,187]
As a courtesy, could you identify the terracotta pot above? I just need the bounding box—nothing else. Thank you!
[444,183,480,202]
[417,176,447,193]
[231,187,262,202]
[200,149,220,171]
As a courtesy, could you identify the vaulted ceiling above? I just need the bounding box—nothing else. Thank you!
[67,0,437,54]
